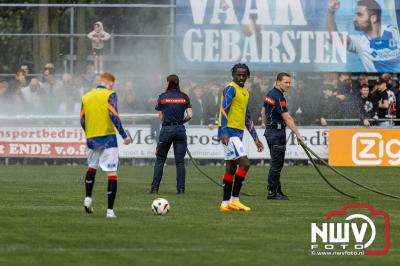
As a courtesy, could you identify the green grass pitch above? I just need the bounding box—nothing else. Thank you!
[0,165,399,266]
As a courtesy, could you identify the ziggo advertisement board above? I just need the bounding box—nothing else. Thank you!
[329,129,400,167]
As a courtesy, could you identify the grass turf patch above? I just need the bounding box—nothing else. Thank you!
[0,165,399,266]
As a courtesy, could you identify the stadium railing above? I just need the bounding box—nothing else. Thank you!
[325,118,400,127]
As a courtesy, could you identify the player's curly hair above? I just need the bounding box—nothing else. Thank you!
[231,63,250,77]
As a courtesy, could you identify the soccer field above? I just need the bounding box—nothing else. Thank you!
[0,165,399,266]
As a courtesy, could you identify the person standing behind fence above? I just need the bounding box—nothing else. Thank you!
[376,77,392,126]
[396,87,400,126]
[88,22,111,74]
[149,74,192,194]
[358,84,376,127]
[19,62,31,83]
[189,86,205,125]
[80,72,132,218]
[261,73,303,200]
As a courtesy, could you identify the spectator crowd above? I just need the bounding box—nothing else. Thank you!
[0,62,399,128]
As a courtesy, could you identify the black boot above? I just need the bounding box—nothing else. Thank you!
[277,188,289,200]
[267,186,288,200]
[148,187,159,194]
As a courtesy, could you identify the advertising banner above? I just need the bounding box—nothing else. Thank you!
[0,126,327,159]
[176,0,400,72]
[329,128,400,166]
[119,127,328,159]
[0,127,87,158]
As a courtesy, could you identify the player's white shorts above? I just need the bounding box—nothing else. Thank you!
[222,136,247,161]
[87,147,119,172]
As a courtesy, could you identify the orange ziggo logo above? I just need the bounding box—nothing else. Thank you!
[329,129,400,166]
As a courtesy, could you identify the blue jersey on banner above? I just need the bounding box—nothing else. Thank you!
[348,25,400,72]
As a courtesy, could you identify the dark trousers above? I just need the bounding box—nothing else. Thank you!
[151,125,187,191]
[264,128,286,192]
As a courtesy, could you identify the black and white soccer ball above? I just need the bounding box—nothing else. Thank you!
[152,198,170,215]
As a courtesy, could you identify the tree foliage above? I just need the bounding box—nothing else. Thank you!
[0,0,173,75]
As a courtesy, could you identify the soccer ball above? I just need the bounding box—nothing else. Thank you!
[151,198,170,215]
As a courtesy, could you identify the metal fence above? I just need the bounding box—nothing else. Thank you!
[0,2,176,75]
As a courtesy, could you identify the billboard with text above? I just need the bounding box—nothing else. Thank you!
[176,0,400,72]
[0,126,327,159]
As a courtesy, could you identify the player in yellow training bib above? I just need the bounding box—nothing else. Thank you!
[217,63,264,212]
[80,72,132,218]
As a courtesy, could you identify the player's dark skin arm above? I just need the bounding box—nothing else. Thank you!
[221,134,229,145]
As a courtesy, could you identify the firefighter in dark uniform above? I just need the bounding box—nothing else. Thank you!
[150,74,193,194]
[261,73,303,200]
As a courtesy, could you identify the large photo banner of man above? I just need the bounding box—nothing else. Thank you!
[176,0,400,72]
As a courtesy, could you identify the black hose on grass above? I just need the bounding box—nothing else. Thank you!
[186,148,254,197]
[301,143,356,198]
[301,143,400,200]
